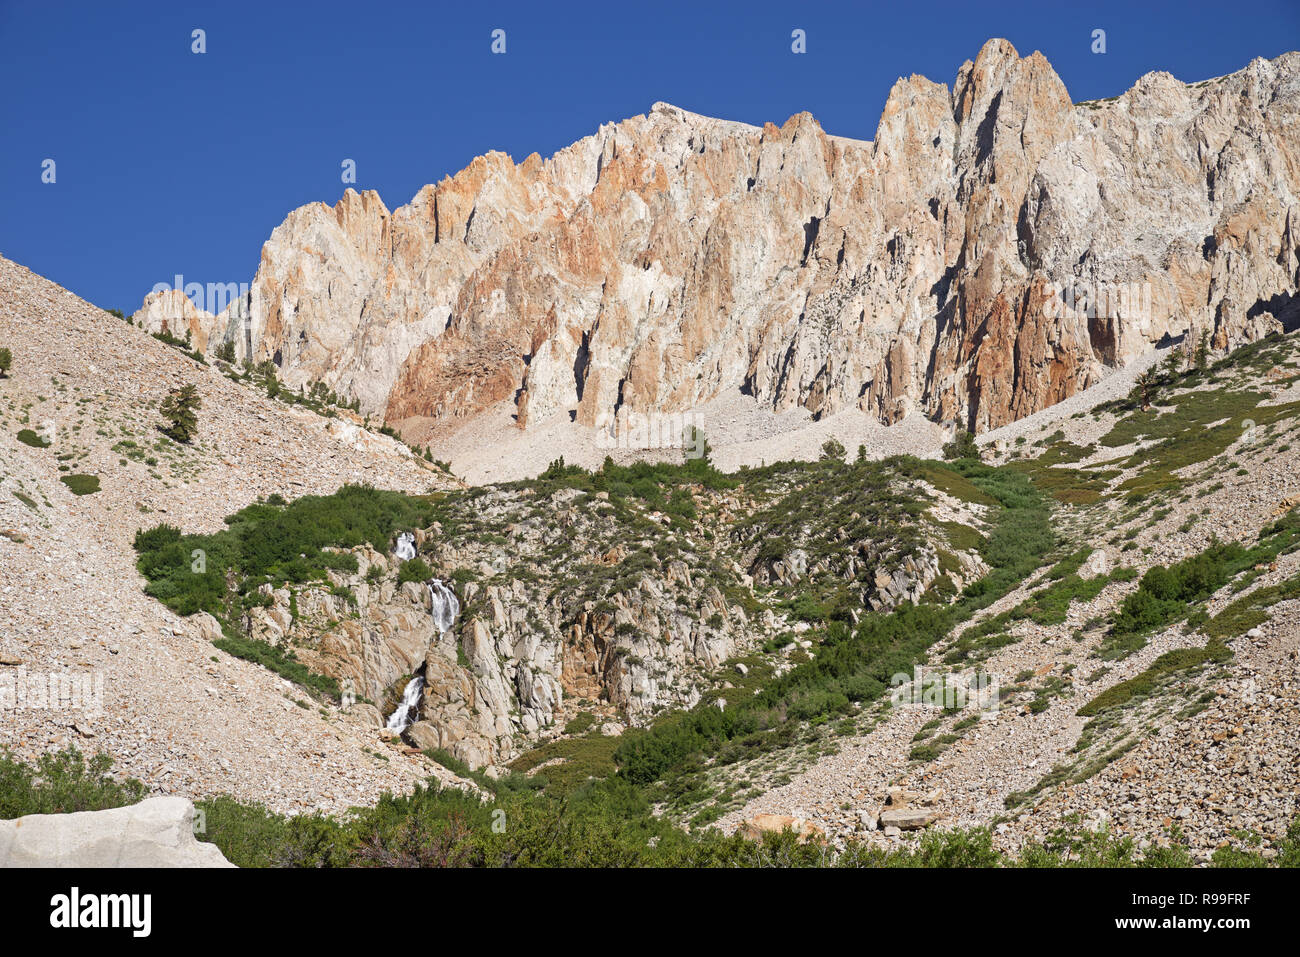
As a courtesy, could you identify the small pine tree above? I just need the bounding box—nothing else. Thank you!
[1134,370,1155,411]
[160,384,201,443]
[214,340,236,364]
[0,347,11,378]
[1194,331,1210,373]
[820,438,846,461]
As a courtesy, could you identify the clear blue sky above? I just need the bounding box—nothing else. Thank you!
[2,0,1297,313]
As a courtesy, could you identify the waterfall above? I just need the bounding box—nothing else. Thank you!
[383,580,460,733]
[429,579,460,634]
[394,531,416,561]
[385,674,424,733]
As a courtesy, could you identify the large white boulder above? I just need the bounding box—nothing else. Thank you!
[0,797,235,868]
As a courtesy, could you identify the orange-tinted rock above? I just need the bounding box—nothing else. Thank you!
[147,43,1300,438]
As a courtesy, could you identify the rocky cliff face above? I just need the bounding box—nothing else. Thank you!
[141,40,1300,435]
[236,460,980,769]
[133,288,219,351]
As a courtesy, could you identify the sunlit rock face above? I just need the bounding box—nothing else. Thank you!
[169,41,1300,434]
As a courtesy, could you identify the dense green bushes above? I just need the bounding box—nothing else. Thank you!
[1114,546,1244,634]
[211,632,340,699]
[1102,512,1300,658]
[397,556,433,584]
[937,461,1054,620]
[133,484,433,620]
[521,453,734,521]
[1203,572,1300,640]
[1077,639,1231,717]
[131,485,434,697]
[941,429,980,462]
[0,747,145,818]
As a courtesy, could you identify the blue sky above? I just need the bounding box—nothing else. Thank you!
[2,0,1297,313]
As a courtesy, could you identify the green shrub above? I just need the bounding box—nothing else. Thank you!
[131,485,432,697]
[942,429,980,461]
[1104,544,1246,649]
[397,556,432,584]
[133,484,431,620]
[212,632,340,700]
[564,712,597,735]
[820,438,846,461]
[0,746,145,818]
[16,429,49,448]
[60,473,100,495]
[1078,640,1231,716]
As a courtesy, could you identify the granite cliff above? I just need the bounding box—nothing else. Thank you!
[136,40,1300,440]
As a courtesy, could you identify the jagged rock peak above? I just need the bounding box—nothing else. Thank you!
[137,41,1300,439]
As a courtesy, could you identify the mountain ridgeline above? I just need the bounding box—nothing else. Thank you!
[134,40,1300,443]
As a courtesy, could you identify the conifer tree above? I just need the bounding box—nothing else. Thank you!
[160,384,201,443]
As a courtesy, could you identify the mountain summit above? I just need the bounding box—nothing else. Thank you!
[137,40,1300,449]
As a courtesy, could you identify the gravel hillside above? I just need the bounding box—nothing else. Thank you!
[0,255,469,813]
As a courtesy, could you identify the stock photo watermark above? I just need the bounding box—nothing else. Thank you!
[0,668,105,714]
[594,410,708,459]
[890,666,1000,716]
[149,274,249,316]
[1042,280,1152,322]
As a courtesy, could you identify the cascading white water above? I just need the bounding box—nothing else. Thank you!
[428,579,460,634]
[394,531,416,561]
[385,675,424,732]
[383,579,460,733]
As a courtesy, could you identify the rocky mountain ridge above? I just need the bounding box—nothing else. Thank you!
[137,40,1300,451]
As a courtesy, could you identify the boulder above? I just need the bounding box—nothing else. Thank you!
[192,612,223,642]
[739,814,826,844]
[347,702,384,728]
[0,797,235,867]
[878,807,944,830]
[886,787,922,807]
[405,720,443,753]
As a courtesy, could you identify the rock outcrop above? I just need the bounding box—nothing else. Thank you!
[739,813,826,844]
[252,489,777,768]
[139,42,1300,438]
[132,288,221,352]
[0,797,235,867]
[244,463,979,769]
